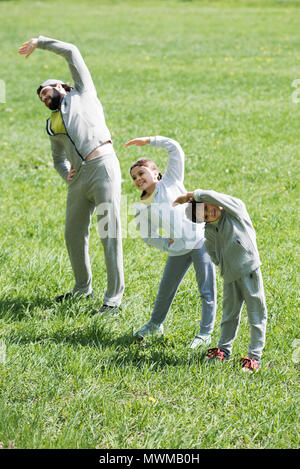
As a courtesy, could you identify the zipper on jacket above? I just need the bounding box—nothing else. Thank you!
[46,114,84,162]
[60,109,85,161]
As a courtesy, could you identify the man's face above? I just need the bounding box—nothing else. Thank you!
[39,85,64,110]
[204,203,223,222]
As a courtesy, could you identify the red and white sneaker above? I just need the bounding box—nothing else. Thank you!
[205,348,227,361]
[240,357,259,372]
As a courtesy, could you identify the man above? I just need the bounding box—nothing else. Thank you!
[19,36,125,312]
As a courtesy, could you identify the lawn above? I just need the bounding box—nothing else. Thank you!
[0,0,299,449]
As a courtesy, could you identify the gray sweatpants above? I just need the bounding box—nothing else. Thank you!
[151,240,217,335]
[219,267,267,362]
[65,147,125,307]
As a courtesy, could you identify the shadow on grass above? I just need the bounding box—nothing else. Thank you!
[7,316,206,368]
[64,327,207,368]
[0,295,54,320]
[0,294,100,320]
[1,299,207,368]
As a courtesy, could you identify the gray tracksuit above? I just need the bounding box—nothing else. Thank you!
[193,189,267,361]
[37,36,124,306]
[135,138,216,335]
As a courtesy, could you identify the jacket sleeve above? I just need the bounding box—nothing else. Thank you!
[142,234,171,251]
[50,138,71,182]
[193,189,246,219]
[204,238,219,266]
[37,36,96,94]
[134,204,171,252]
[150,136,184,183]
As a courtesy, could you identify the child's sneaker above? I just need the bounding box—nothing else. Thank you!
[240,357,259,372]
[189,334,211,349]
[134,321,164,340]
[205,347,228,361]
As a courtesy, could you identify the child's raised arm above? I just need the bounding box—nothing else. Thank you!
[172,192,194,206]
[150,136,184,184]
[174,189,246,220]
[125,137,150,147]
[193,189,246,219]
[125,136,185,183]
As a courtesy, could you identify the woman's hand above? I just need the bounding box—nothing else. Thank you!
[172,192,194,206]
[67,167,76,182]
[125,137,150,147]
[18,38,38,58]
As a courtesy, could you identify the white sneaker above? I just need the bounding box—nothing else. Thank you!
[134,321,164,339]
[189,334,211,350]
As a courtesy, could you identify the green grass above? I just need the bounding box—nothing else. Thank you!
[0,0,299,449]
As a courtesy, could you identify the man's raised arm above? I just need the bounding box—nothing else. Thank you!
[19,36,96,94]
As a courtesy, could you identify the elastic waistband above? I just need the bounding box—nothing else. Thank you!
[83,143,115,165]
[83,150,117,167]
[85,141,113,161]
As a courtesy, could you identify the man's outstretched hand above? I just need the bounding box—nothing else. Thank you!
[18,38,38,58]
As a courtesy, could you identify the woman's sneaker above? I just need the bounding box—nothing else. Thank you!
[240,357,259,372]
[189,334,211,349]
[134,321,164,340]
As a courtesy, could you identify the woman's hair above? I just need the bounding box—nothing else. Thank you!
[36,82,73,97]
[130,159,163,199]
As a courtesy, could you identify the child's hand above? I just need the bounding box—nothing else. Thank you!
[172,192,194,206]
[125,137,150,147]
[18,38,38,58]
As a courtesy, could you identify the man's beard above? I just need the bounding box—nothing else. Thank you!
[48,88,63,110]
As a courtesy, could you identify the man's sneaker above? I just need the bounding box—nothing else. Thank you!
[54,291,94,303]
[205,347,228,361]
[189,334,211,350]
[240,357,259,372]
[134,321,164,340]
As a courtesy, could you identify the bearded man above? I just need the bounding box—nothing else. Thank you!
[19,36,125,312]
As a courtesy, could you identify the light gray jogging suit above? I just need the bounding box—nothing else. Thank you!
[37,36,124,306]
[134,137,217,335]
[193,189,268,361]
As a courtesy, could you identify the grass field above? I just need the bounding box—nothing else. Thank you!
[0,0,299,450]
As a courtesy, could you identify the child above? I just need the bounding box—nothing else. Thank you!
[125,136,217,348]
[173,189,268,371]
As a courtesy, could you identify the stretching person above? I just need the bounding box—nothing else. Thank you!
[173,189,268,371]
[19,36,124,312]
[126,136,216,348]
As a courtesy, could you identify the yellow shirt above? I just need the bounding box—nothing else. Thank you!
[140,191,155,205]
[50,110,66,134]
[139,190,167,237]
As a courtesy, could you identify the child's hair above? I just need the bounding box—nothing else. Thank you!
[130,159,163,199]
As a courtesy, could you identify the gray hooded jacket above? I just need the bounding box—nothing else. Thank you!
[37,36,112,181]
[193,189,261,283]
